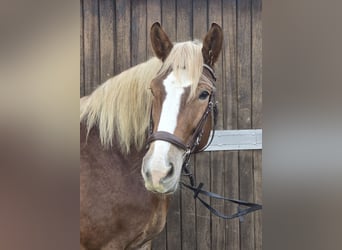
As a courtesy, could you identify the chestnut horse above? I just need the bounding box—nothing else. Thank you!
[80,22,223,249]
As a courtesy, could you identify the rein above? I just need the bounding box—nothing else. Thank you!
[146,64,262,220]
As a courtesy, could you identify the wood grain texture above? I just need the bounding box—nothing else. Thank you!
[177,3,196,248]
[80,1,262,249]
[161,0,176,42]
[176,1,197,249]
[237,0,255,249]
[132,0,147,65]
[222,1,240,249]
[208,1,226,249]
[80,0,85,97]
[252,1,262,249]
[146,0,161,58]
[115,0,131,74]
[99,0,115,83]
[193,1,211,249]
[83,0,100,95]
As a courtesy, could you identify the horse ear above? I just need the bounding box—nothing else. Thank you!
[150,22,173,61]
[202,23,223,67]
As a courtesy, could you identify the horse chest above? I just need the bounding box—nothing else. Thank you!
[80,139,170,249]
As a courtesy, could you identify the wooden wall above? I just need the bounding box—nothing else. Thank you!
[80,0,262,249]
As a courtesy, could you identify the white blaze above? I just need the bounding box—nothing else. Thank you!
[149,71,191,167]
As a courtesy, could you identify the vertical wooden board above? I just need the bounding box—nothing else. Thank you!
[80,0,85,97]
[222,0,238,130]
[152,227,166,250]
[176,0,192,40]
[145,2,164,248]
[161,0,176,42]
[237,0,254,249]
[193,1,211,249]
[115,0,131,74]
[253,150,262,250]
[146,0,161,58]
[131,0,147,66]
[252,1,262,128]
[222,1,240,249]
[99,0,115,83]
[252,1,262,249]
[194,153,211,250]
[165,190,182,250]
[239,151,254,249]
[180,157,197,250]
[176,1,197,249]
[83,0,100,95]
[146,2,167,248]
[224,151,240,250]
[208,1,226,249]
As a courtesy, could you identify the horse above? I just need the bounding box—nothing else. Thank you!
[80,22,223,250]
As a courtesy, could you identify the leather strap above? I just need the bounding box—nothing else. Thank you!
[146,131,188,151]
[181,182,262,220]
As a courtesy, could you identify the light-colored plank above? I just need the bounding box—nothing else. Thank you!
[205,129,262,151]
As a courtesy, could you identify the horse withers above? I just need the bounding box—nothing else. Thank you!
[80,22,222,249]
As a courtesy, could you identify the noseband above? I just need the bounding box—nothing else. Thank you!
[146,64,217,156]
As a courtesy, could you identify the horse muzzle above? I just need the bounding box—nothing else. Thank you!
[141,144,183,194]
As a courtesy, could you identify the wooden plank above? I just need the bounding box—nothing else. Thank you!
[176,0,192,40]
[176,1,197,249]
[99,0,115,83]
[83,0,100,95]
[115,0,131,74]
[193,1,211,249]
[161,0,176,42]
[132,0,147,65]
[253,150,262,249]
[145,2,166,249]
[208,1,226,249]
[146,0,161,58]
[221,1,240,249]
[252,0,263,249]
[80,0,85,97]
[237,0,255,249]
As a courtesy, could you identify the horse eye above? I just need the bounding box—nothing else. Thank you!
[199,91,210,100]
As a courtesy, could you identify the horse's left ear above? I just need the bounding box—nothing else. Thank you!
[202,23,223,67]
[150,22,173,61]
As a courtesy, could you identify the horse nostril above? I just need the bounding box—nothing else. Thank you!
[165,163,174,179]
[144,169,151,180]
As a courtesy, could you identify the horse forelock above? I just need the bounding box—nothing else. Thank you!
[80,41,204,154]
[157,41,204,102]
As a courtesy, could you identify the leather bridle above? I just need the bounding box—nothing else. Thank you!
[146,64,218,157]
[145,64,262,220]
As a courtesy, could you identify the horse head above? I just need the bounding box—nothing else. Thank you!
[141,22,223,194]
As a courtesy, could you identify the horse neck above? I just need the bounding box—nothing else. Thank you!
[80,122,146,166]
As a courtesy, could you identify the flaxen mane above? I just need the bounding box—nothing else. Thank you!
[80,41,204,154]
